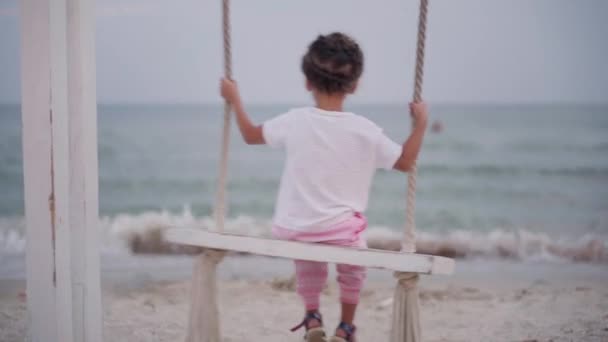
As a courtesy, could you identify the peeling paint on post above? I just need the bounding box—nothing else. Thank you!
[21,0,102,341]
[21,0,74,339]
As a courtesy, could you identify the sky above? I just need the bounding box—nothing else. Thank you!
[0,0,607,105]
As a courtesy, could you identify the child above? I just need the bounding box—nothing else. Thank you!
[220,32,428,342]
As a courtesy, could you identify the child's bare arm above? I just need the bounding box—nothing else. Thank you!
[393,102,428,172]
[220,78,265,145]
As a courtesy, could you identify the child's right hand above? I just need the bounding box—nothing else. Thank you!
[220,78,241,105]
[409,102,428,126]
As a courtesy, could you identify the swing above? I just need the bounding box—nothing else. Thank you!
[165,0,454,341]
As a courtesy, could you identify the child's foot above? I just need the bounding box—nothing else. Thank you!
[328,322,356,342]
[290,311,326,342]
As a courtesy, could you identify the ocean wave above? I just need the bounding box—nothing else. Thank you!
[419,164,608,178]
[592,142,608,151]
[367,228,607,263]
[423,139,608,154]
[0,217,25,254]
[105,209,608,263]
[1,209,606,264]
[503,141,608,153]
[424,141,482,152]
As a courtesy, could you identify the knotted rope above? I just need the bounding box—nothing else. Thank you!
[203,248,226,265]
[402,0,429,254]
[394,272,420,290]
[214,0,232,233]
[185,4,232,340]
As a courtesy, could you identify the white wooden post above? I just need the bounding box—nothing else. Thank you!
[67,0,103,341]
[21,0,74,341]
[21,0,102,341]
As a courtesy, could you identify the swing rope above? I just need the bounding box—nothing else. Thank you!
[214,0,232,232]
[403,0,428,253]
[183,4,234,341]
[391,2,429,340]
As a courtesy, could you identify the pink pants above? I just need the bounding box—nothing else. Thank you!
[273,213,368,310]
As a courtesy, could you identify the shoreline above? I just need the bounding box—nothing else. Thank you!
[2,252,608,283]
[1,256,607,341]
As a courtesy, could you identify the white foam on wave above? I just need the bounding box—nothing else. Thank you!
[0,217,25,254]
[1,207,607,263]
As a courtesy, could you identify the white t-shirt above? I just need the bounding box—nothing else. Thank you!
[263,107,402,232]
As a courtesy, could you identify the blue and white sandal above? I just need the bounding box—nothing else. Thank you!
[329,322,356,342]
[290,311,326,342]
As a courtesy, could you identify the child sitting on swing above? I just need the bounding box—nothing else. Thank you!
[220,32,428,342]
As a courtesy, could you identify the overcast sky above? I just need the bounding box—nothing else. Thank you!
[1,0,607,104]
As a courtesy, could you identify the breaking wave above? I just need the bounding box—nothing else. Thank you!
[4,208,604,263]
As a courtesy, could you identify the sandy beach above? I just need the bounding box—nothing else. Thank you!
[1,256,607,342]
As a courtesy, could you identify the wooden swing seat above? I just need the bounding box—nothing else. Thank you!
[166,228,455,275]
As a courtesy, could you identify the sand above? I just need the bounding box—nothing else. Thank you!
[1,257,607,342]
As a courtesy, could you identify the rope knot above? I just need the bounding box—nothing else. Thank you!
[394,272,419,290]
[203,248,226,264]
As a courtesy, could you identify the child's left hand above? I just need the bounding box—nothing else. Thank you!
[409,101,428,126]
[220,78,241,105]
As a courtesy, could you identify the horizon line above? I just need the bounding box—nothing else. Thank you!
[1,101,608,107]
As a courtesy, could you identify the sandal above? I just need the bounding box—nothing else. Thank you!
[328,322,356,342]
[290,311,326,342]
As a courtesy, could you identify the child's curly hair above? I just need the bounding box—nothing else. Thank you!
[302,32,364,94]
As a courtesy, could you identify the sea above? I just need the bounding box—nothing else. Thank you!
[0,103,607,278]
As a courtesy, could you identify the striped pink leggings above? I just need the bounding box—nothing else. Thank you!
[273,214,368,310]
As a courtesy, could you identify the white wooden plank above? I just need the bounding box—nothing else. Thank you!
[49,2,74,341]
[66,0,103,341]
[21,1,74,341]
[166,229,455,275]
